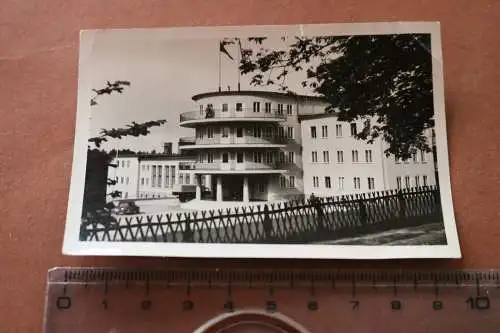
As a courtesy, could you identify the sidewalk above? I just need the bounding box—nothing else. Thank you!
[316,222,446,246]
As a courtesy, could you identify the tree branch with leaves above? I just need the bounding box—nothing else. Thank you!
[239,34,435,160]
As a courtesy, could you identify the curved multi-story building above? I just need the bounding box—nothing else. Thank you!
[179,90,327,203]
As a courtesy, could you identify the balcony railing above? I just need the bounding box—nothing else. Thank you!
[195,161,288,171]
[190,135,293,146]
[180,108,286,123]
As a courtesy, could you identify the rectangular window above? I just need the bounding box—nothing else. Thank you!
[127,160,131,168]
[368,177,375,190]
[152,166,156,188]
[310,126,317,138]
[253,126,262,138]
[157,165,162,187]
[312,151,318,163]
[337,150,344,163]
[325,176,331,189]
[264,126,272,137]
[353,177,361,189]
[396,177,402,189]
[279,152,285,164]
[222,127,229,138]
[179,173,184,185]
[288,152,295,164]
[350,123,357,136]
[121,160,125,167]
[413,153,419,163]
[186,174,191,185]
[236,127,243,137]
[198,154,204,163]
[199,104,204,115]
[222,103,228,112]
[277,104,284,115]
[395,156,401,164]
[423,175,428,186]
[207,152,215,163]
[289,176,295,188]
[265,102,272,113]
[336,124,342,137]
[171,166,176,185]
[146,178,149,185]
[237,152,244,163]
[365,150,373,163]
[405,176,410,188]
[287,127,294,139]
[258,183,265,192]
[141,165,145,171]
[415,175,420,187]
[321,125,328,138]
[236,103,243,111]
[286,104,293,115]
[253,101,260,112]
[421,150,427,163]
[141,178,145,186]
[323,151,330,163]
[280,176,286,188]
[222,153,229,163]
[126,177,129,185]
[313,176,320,188]
[164,166,169,187]
[253,152,263,163]
[279,126,285,137]
[352,150,359,163]
[338,177,345,190]
[207,127,214,138]
[265,151,273,164]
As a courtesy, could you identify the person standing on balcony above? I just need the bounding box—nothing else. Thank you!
[205,104,215,119]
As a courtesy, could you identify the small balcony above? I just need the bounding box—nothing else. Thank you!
[194,161,289,174]
[180,135,294,149]
[179,108,286,127]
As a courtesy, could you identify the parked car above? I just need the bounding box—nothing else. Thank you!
[112,201,140,215]
[83,208,118,227]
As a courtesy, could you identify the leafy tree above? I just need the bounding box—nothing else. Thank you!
[83,80,166,216]
[239,34,434,159]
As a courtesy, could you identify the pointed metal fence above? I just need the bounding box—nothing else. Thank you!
[80,186,443,244]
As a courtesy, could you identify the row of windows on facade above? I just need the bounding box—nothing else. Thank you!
[200,102,294,115]
[310,150,374,164]
[311,175,429,191]
[199,151,295,164]
[116,171,195,188]
[311,176,375,190]
[196,125,295,140]
[117,160,132,168]
[310,123,358,138]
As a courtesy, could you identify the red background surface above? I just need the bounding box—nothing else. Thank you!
[0,0,499,331]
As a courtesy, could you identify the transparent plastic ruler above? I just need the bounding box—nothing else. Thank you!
[43,268,500,332]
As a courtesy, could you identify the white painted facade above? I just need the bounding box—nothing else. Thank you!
[107,154,210,201]
[300,114,436,197]
[107,156,140,200]
[180,91,328,202]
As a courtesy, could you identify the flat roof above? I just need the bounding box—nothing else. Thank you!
[192,90,325,102]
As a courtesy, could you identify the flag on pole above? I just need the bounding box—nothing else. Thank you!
[219,40,234,60]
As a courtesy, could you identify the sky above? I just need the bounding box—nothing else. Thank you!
[84,32,316,153]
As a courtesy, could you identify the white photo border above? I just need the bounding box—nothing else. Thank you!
[63,22,461,259]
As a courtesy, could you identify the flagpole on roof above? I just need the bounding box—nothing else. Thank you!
[218,41,222,92]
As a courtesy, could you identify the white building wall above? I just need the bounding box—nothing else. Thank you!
[301,116,386,197]
[194,93,329,201]
[381,128,437,190]
[107,156,140,200]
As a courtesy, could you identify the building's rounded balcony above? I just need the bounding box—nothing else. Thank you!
[193,161,288,174]
[180,135,290,149]
[179,108,286,127]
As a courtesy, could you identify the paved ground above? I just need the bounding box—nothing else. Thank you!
[317,222,446,245]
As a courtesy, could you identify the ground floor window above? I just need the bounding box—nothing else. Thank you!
[423,175,428,186]
[353,177,361,189]
[313,176,319,188]
[325,176,331,188]
[396,176,402,189]
[338,177,344,190]
[289,176,295,188]
[405,176,410,188]
[415,175,420,187]
[368,177,375,190]
[279,175,286,188]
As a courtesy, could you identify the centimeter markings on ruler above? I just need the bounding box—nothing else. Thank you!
[48,268,500,313]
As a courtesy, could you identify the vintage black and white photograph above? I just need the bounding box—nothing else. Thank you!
[63,23,461,258]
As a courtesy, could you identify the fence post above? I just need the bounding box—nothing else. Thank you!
[263,204,273,239]
[358,199,367,226]
[313,197,325,230]
[183,216,194,242]
[398,190,406,221]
